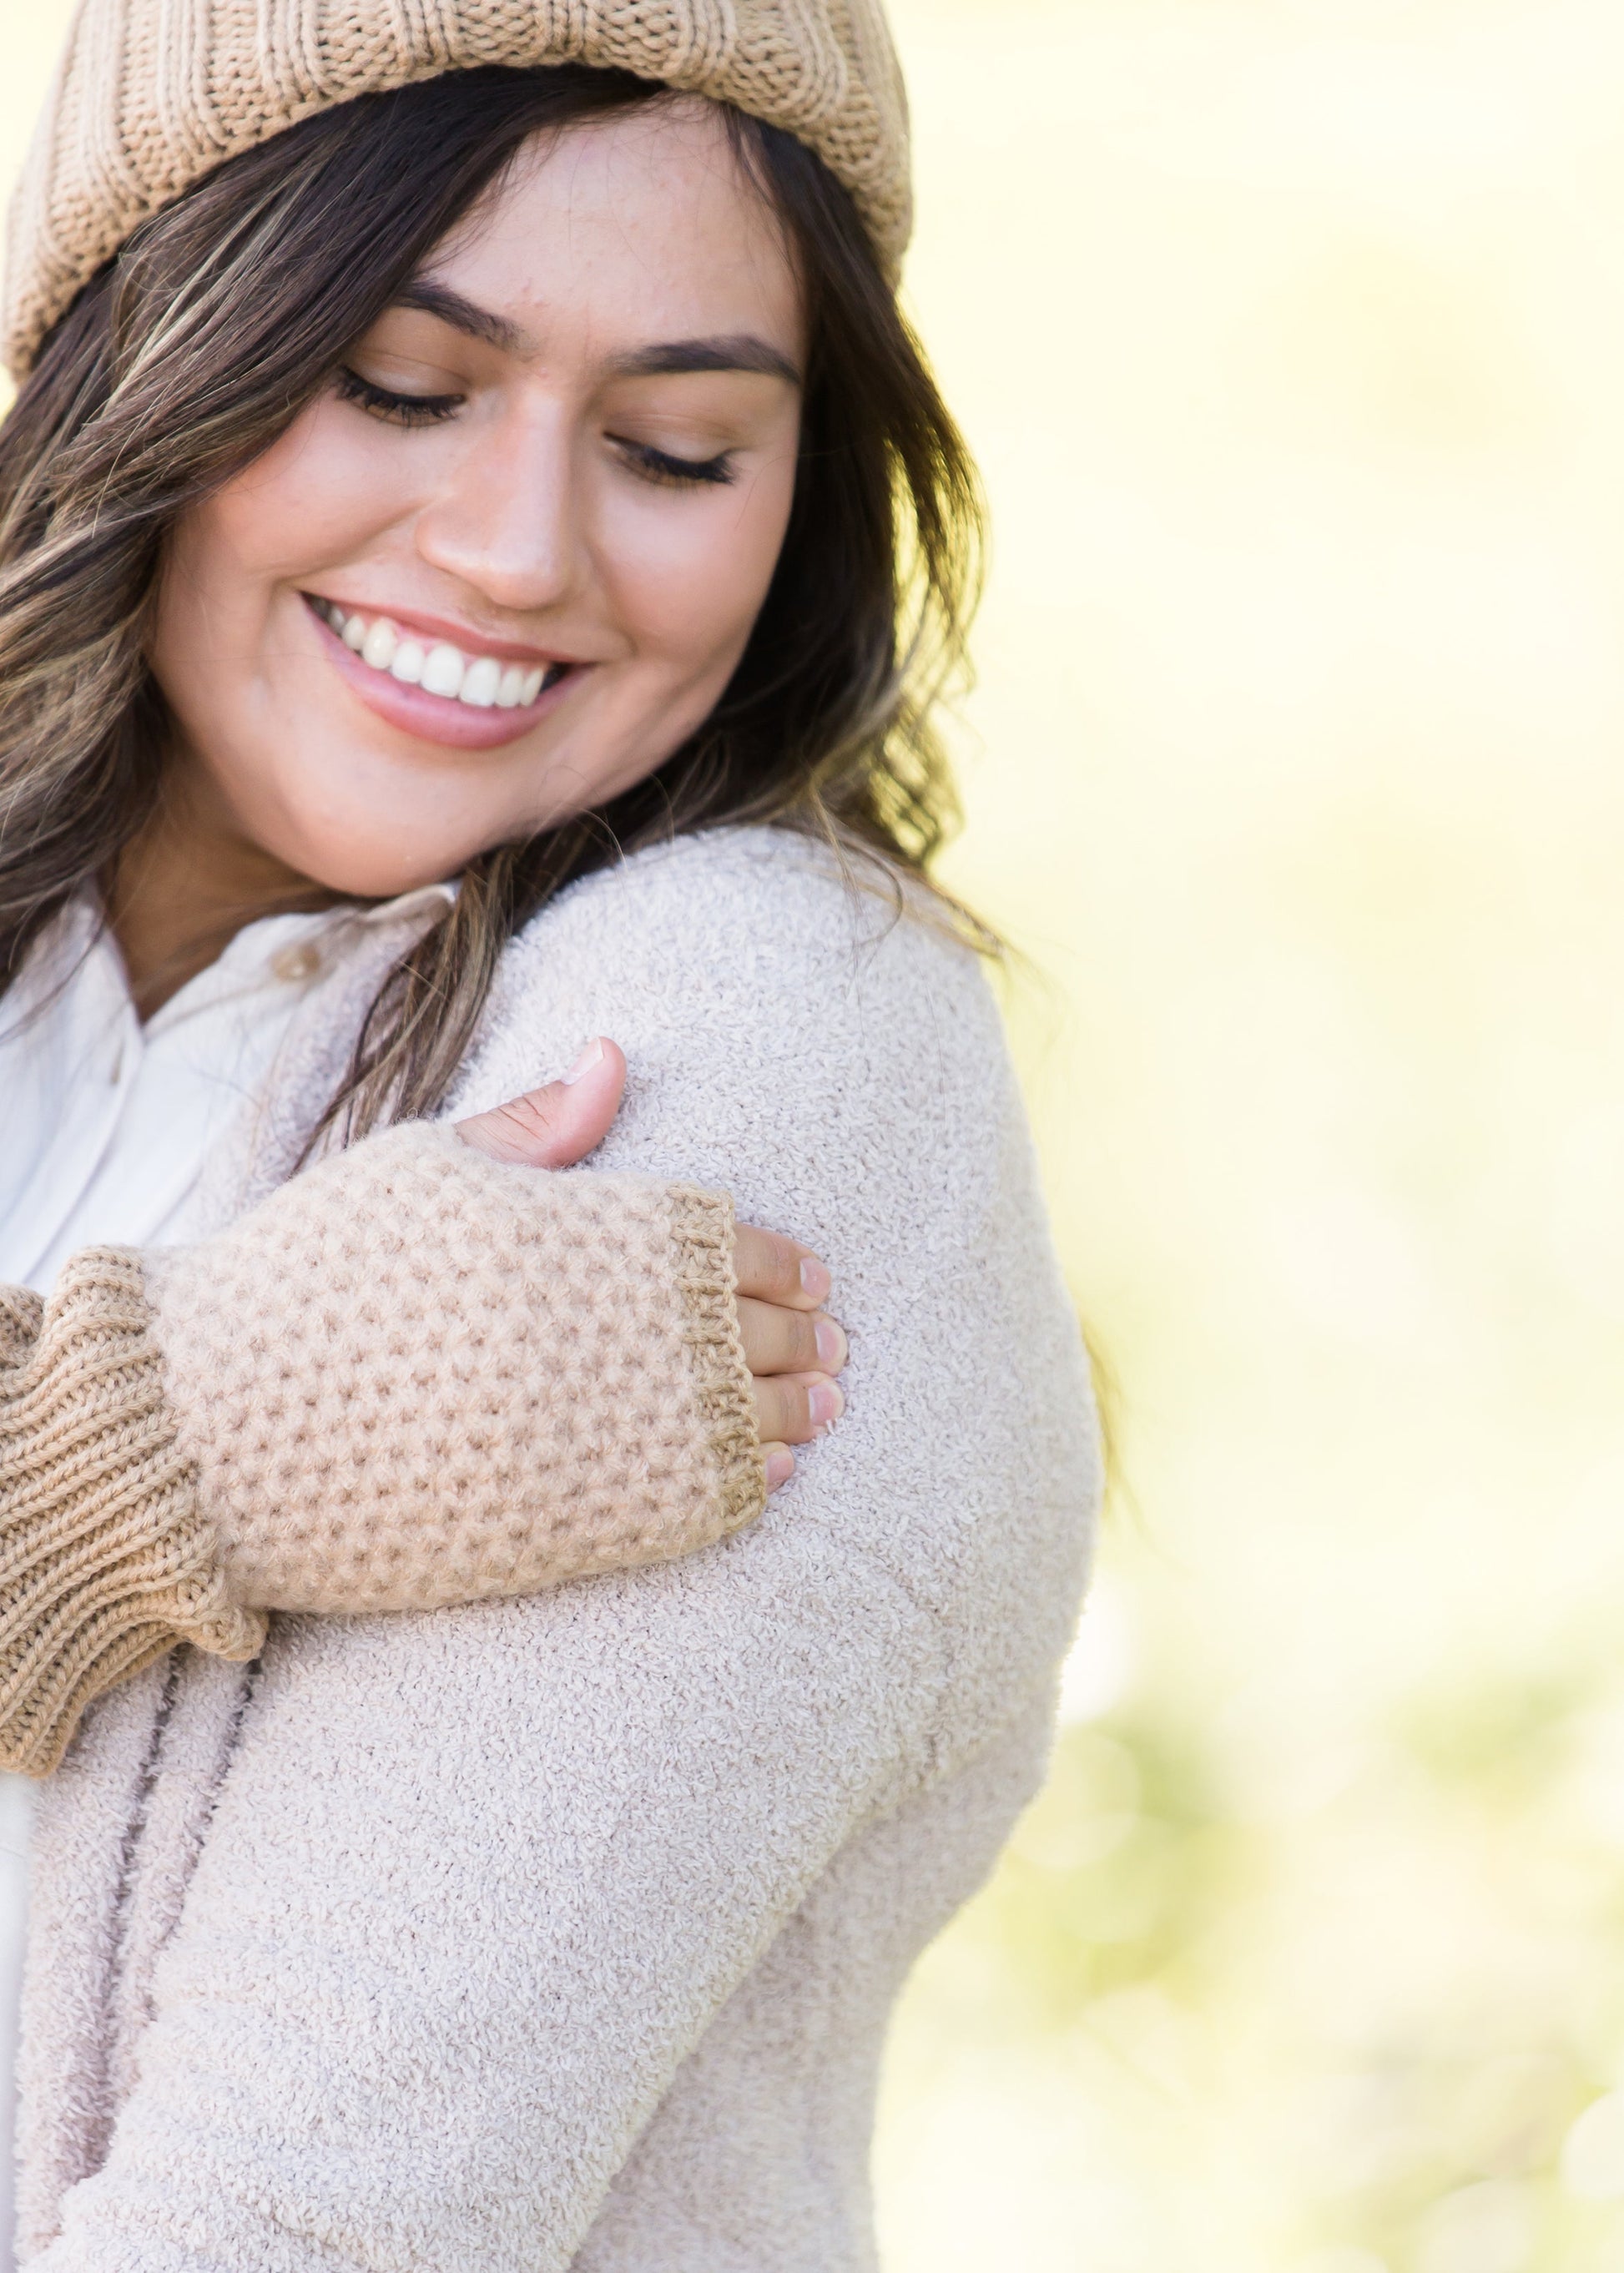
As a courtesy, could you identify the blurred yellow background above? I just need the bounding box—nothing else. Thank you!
[4,4,1619,2267]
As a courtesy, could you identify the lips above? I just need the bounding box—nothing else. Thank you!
[309,597,567,711]
[302,594,581,753]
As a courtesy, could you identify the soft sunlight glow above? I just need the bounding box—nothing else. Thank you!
[4,3,1620,2265]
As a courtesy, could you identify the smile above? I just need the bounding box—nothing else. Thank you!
[308,597,567,711]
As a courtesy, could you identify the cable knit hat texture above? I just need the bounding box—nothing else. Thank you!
[3,0,912,378]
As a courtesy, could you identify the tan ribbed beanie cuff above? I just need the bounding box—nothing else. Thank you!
[3,0,912,378]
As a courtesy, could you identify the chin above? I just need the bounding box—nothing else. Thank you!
[289,831,477,901]
[260,801,482,902]
[217,712,669,904]
[226,748,502,900]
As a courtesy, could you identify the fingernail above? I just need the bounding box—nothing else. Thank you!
[562,1038,605,1086]
[808,1379,845,1430]
[765,1447,795,1489]
[799,1256,831,1303]
[814,1316,847,1372]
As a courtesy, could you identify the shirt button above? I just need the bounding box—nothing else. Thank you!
[270,942,325,984]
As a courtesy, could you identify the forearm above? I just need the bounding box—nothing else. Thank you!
[0,1126,763,1777]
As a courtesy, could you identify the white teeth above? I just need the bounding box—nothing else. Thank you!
[316,600,560,711]
[461,657,502,709]
[421,643,466,700]
[360,617,398,672]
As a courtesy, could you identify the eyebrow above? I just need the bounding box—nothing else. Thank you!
[396,280,527,355]
[395,280,801,389]
[611,337,802,388]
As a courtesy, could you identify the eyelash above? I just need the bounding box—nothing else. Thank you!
[613,439,738,489]
[335,368,738,488]
[336,368,462,426]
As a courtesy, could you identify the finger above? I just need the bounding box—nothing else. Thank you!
[734,1222,830,1309]
[455,1039,628,1170]
[752,1371,845,1447]
[738,1297,847,1380]
[762,1443,796,1492]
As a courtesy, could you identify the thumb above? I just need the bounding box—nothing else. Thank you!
[455,1038,628,1170]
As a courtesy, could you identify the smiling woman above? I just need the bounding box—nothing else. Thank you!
[0,65,974,1101]
[0,18,1095,2273]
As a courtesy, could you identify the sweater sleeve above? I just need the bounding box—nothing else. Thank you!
[0,1125,761,1778]
[29,834,1097,2273]
[0,1260,263,1786]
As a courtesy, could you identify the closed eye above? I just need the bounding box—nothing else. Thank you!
[336,367,464,427]
[611,436,738,489]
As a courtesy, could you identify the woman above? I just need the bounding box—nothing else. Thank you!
[0,5,1097,2266]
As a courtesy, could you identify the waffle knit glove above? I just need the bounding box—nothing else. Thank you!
[0,1123,761,1775]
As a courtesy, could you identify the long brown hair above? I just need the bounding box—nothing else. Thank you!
[0,66,984,1140]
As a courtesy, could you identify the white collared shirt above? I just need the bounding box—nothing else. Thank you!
[0,885,450,2269]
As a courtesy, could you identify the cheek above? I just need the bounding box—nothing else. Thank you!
[161,406,418,645]
[598,456,797,677]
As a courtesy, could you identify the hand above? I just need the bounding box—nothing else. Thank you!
[456,1040,846,1490]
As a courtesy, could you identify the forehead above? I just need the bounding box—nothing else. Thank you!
[431,99,804,353]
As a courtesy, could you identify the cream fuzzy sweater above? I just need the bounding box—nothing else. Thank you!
[17,827,1097,2270]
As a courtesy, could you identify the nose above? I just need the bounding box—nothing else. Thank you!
[414,400,584,617]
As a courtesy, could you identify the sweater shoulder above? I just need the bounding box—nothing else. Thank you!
[448,828,1006,1124]
[522,826,985,1005]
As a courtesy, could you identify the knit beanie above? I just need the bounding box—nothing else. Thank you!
[3,0,912,380]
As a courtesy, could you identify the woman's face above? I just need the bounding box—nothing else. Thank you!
[149,101,805,898]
